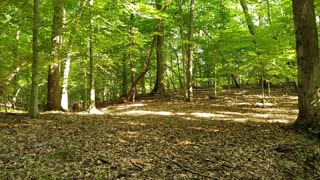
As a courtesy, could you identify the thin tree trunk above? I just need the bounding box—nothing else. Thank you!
[240,0,256,35]
[29,0,39,118]
[186,0,195,102]
[60,9,70,111]
[60,1,87,111]
[61,49,71,111]
[123,33,157,102]
[129,13,136,102]
[122,53,128,96]
[293,0,320,130]
[265,0,272,25]
[179,0,187,97]
[123,2,170,102]
[88,0,98,113]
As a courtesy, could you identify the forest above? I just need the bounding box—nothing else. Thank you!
[0,0,320,179]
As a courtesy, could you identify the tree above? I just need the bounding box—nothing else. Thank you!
[292,0,320,130]
[186,0,195,102]
[152,0,166,95]
[47,0,64,111]
[29,0,39,118]
[88,0,98,113]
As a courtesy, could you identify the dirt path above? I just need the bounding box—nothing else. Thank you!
[0,89,319,179]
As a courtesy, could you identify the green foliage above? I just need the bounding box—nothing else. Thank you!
[0,0,299,108]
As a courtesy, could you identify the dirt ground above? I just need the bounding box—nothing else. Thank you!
[0,88,319,179]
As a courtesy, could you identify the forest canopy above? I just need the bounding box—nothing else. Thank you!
[0,0,318,115]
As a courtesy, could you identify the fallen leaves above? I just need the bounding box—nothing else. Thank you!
[0,88,319,179]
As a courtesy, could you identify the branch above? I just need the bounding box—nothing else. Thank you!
[169,159,219,179]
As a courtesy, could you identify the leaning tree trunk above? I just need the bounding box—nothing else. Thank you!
[293,0,320,130]
[29,0,39,118]
[47,0,64,111]
[123,2,170,102]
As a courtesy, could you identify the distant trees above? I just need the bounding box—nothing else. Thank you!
[292,0,320,130]
[0,0,302,113]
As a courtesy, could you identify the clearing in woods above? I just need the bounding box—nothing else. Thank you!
[0,88,319,179]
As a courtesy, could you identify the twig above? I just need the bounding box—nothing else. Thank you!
[130,160,144,171]
[169,159,219,179]
[97,157,111,164]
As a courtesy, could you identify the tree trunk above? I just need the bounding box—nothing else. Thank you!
[47,0,64,111]
[231,74,240,88]
[240,0,256,36]
[29,0,39,118]
[293,0,320,130]
[60,9,70,111]
[123,2,170,102]
[61,48,71,111]
[186,0,195,102]
[179,0,187,96]
[123,32,157,102]
[88,0,98,113]
[152,0,166,95]
[122,53,128,96]
[129,13,136,102]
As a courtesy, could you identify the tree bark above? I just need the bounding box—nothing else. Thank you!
[123,32,157,102]
[152,0,166,95]
[178,0,187,96]
[240,0,256,36]
[123,2,170,102]
[47,0,64,111]
[293,0,320,130]
[29,0,39,118]
[186,0,195,102]
[129,13,136,102]
[88,0,97,113]
[122,53,128,96]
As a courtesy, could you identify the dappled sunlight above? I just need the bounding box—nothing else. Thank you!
[123,110,173,116]
[109,107,294,124]
[119,121,147,126]
[233,118,247,122]
[191,112,226,118]
[253,113,271,118]
[175,140,194,145]
[118,130,140,138]
[217,111,243,116]
[115,103,145,110]
[266,119,290,123]
[104,88,298,125]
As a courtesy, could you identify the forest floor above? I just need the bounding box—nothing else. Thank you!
[0,88,320,179]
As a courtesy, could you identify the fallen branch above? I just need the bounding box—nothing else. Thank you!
[130,160,144,171]
[169,159,219,179]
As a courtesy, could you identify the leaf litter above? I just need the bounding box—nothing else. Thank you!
[0,88,319,179]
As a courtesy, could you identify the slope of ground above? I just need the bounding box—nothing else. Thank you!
[0,88,319,179]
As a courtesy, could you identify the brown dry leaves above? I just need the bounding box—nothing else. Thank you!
[0,88,319,179]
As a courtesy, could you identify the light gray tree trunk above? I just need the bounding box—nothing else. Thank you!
[88,0,98,113]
